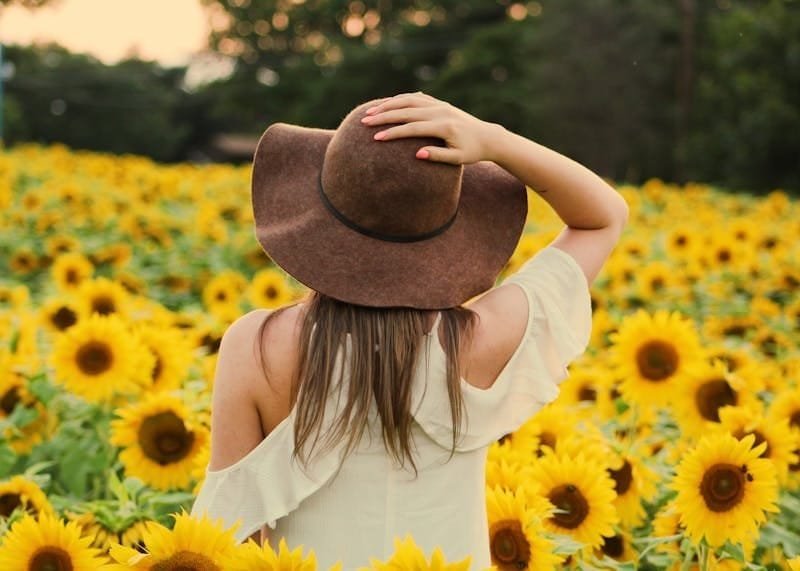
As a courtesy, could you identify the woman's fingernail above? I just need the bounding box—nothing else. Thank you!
[361,116,372,123]
[374,131,386,140]
[417,148,429,159]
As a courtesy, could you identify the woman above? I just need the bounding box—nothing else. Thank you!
[190,92,629,568]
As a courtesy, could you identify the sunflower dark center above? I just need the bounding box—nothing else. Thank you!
[536,431,556,457]
[91,296,116,315]
[151,550,219,571]
[265,285,278,299]
[790,412,800,430]
[790,449,800,472]
[651,277,665,290]
[200,334,221,355]
[578,385,597,402]
[717,249,731,263]
[0,387,21,415]
[675,235,687,246]
[700,463,745,512]
[723,325,748,338]
[215,291,227,302]
[733,430,770,458]
[29,547,74,571]
[635,341,679,381]
[137,412,194,465]
[548,484,590,529]
[608,460,633,496]
[0,493,22,517]
[152,356,163,382]
[76,341,114,376]
[51,306,78,330]
[601,534,625,558]
[694,379,737,422]
[489,519,531,570]
[717,354,739,371]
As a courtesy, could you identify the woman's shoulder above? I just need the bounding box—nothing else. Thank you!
[228,306,304,434]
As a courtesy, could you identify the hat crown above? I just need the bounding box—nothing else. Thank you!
[320,102,463,239]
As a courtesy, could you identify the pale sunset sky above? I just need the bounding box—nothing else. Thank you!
[0,0,213,65]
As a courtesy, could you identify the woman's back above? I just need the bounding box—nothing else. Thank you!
[191,245,595,569]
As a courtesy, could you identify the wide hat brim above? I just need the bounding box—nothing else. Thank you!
[251,122,528,309]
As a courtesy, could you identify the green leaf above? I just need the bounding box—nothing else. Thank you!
[27,375,59,406]
[0,443,18,477]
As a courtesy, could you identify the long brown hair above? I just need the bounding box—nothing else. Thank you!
[254,290,479,477]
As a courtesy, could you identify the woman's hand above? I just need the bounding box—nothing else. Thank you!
[359,92,505,165]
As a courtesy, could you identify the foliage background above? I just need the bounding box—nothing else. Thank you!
[2,0,800,193]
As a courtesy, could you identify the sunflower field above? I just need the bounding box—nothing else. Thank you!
[0,142,799,570]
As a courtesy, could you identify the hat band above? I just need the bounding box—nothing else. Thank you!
[317,172,457,243]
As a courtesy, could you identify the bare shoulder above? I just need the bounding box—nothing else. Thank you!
[228,306,304,432]
[458,283,529,390]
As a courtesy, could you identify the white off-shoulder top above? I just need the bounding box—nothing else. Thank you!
[190,245,592,569]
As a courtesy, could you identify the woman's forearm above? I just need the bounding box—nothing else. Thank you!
[483,124,629,230]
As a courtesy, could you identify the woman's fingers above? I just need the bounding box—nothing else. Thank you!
[365,92,436,115]
[361,105,438,127]
[373,120,444,141]
[417,146,462,164]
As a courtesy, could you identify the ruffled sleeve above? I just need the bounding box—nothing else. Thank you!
[190,329,352,544]
[410,245,592,452]
[189,407,347,543]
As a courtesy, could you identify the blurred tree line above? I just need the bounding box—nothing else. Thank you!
[3,0,798,192]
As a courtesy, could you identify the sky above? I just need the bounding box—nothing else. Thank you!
[0,0,211,65]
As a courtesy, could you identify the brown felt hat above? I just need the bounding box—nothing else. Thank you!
[250,98,528,309]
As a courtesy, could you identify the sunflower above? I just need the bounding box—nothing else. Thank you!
[247,268,295,309]
[129,323,193,393]
[51,251,94,292]
[358,534,471,571]
[789,556,800,571]
[515,403,577,458]
[529,452,619,549]
[672,359,761,439]
[0,512,113,569]
[607,448,660,528]
[44,234,81,258]
[664,225,700,260]
[0,475,53,518]
[652,501,684,555]
[751,328,792,360]
[769,387,800,433]
[717,405,799,484]
[0,352,51,454]
[225,536,320,571]
[202,270,247,312]
[39,296,81,332]
[74,276,133,320]
[49,313,154,402]
[485,486,561,571]
[109,511,239,570]
[636,260,683,299]
[554,365,611,417]
[702,314,761,342]
[593,530,637,564]
[704,345,767,392]
[485,453,533,496]
[671,432,779,548]
[90,243,133,269]
[610,309,703,409]
[66,510,150,554]
[9,248,39,275]
[110,392,209,490]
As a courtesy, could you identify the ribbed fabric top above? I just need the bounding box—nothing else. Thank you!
[190,245,592,569]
